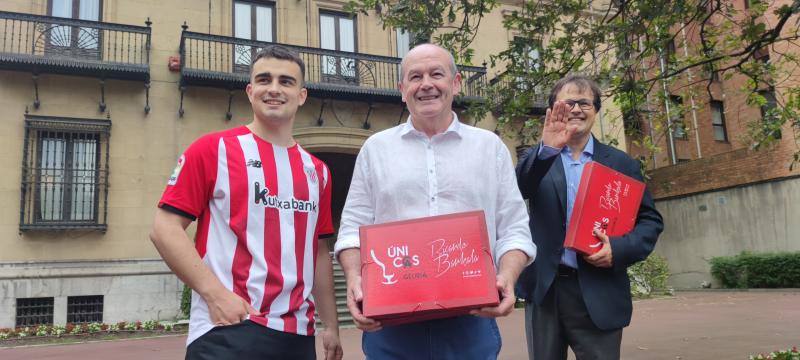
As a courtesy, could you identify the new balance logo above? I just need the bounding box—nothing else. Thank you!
[247,159,262,168]
[254,182,317,212]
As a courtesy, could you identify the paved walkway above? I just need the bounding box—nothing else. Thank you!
[2,291,798,359]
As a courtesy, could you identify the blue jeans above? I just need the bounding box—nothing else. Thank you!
[362,315,502,360]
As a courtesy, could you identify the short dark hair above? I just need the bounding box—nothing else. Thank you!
[547,74,602,112]
[250,45,306,85]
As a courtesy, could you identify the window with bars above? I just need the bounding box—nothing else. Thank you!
[20,115,111,231]
[16,297,55,327]
[67,295,104,324]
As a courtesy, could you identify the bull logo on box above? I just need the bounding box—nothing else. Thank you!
[371,245,425,286]
[370,250,397,285]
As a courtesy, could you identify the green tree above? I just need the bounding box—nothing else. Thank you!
[347,0,800,167]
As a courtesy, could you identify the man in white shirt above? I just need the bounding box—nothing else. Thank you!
[334,43,536,359]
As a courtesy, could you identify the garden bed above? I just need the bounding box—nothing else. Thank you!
[0,321,187,347]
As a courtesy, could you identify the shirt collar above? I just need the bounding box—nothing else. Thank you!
[561,136,595,158]
[400,112,462,138]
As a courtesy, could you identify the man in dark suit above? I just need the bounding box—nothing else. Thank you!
[515,75,664,360]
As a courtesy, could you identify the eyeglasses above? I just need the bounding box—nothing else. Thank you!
[563,99,594,111]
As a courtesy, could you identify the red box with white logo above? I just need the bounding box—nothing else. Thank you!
[564,161,646,256]
[360,210,499,325]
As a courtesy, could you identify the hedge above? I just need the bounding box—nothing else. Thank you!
[710,251,800,288]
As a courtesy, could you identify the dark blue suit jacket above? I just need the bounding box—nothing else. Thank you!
[515,139,663,330]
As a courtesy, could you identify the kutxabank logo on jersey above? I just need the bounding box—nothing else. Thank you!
[253,182,318,212]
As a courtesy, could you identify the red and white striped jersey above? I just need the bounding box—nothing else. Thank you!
[158,126,333,345]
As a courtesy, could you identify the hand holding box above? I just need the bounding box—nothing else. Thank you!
[360,211,500,325]
[564,162,646,256]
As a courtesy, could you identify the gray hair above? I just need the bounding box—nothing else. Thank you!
[398,43,458,83]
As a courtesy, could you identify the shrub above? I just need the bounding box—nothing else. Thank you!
[628,254,671,297]
[181,285,192,318]
[87,323,102,333]
[52,325,66,337]
[750,346,799,359]
[711,252,800,288]
[35,325,48,337]
[142,320,157,331]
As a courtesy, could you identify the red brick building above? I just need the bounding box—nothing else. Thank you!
[624,0,800,288]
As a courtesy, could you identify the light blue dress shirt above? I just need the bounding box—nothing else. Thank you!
[537,137,595,269]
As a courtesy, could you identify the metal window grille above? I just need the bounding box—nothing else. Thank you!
[16,297,54,327]
[67,295,104,324]
[20,115,111,231]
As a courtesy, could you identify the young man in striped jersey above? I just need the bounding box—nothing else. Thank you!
[150,46,343,360]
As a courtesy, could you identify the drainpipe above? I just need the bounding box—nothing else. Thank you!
[657,27,678,165]
[681,27,702,159]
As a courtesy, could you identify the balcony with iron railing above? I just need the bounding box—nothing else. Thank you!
[0,11,151,81]
[178,28,487,105]
[489,71,549,115]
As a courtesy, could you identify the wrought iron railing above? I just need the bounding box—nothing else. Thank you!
[0,11,151,80]
[179,29,487,103]
[489,71,549,112]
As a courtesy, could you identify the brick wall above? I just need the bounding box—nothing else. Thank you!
[646,141,800,199]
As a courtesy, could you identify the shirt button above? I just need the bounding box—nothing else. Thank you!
[427,145,432,149]
[429,169,434,174]
[430,196,435,201]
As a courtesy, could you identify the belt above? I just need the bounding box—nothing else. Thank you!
[557,264,578,277]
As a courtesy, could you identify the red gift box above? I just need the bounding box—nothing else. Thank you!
[564,161,646,256]
[360,210,499,325]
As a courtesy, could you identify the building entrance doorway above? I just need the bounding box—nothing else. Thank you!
[312,152,357,248]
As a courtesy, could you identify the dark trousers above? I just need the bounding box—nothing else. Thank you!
[524,266,623,360]
[186,320,315,360]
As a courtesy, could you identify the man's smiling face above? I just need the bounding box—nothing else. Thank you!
[246,57,307,125]
[554,83,597,139]
[399,45,462,123]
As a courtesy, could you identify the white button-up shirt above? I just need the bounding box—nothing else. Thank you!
[335,114,536,266]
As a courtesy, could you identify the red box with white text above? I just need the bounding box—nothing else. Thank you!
[360,211,499,325]
[564,162,645,255]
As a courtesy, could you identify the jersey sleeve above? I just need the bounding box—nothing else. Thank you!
[158,135,217,220]
[315,162,334,237]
